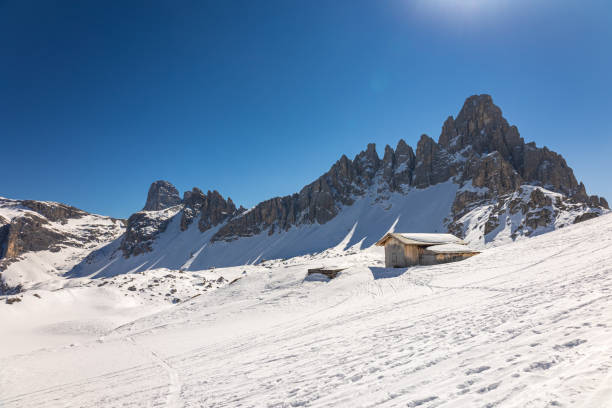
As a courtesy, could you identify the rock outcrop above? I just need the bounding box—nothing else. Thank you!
[439,95,583,197]
[0,199,124,265]
[2,214,67,259]
[180,188,241,232]
[0,197,125,292]
[143,180,182,211]
[120,208,177,257]
[21,200,87,223]
[120,184,243,257]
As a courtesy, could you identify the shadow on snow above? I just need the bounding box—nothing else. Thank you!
[369,266,410,280]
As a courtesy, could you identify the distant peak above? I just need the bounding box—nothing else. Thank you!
[456,94,502,124]
[143,180,181,211]
[464,93,493,106]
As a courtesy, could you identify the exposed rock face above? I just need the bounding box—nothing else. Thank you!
[120,208,177,257]
[439,94,583,197]
[120,187,242,257]
[0,201,89,260]
[212,139,422,241]
[181,188,240,232]
[0,216,10,258]
[0,198,125,292]
[574,212,600,224]
[382,139,416,189]
[413,134,452,188]
[143,180,182,211]
[3,214,66,259]
[463,152,522,195]
[439,95,523,161]
[21,200,86,222]
[449,184,606,244]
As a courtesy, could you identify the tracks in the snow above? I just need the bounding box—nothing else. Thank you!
[127,336,183,407]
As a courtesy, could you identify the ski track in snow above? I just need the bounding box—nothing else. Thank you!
[1,214,612,407]
[126,336,183,407]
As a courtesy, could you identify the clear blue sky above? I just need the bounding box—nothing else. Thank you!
[1,0,610,218]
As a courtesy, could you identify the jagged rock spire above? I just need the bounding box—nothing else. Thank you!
[143,180,181,211]
[439,94,585,197]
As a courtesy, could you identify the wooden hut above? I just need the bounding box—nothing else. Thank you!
[375,233,479,268]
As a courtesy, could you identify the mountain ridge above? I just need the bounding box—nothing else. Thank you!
[0,94,608,291]
[120,94,607,255]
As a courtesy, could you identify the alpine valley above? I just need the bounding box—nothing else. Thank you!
[1,95,607,292]
[2,95,611,408]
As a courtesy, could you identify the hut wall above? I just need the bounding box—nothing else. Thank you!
[385,238,408,268]
[403,244,421,266]
[420,252,477,266]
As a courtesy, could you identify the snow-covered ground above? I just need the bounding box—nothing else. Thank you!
[2,213,612,407]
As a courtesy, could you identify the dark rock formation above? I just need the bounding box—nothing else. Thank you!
[180,188,240,232]
[439,94,586,198]
[0,198,125,273]
[1,201,94,261]
[2,214,66,259]
[21,200,86,223]
[0,216,10,259]
[120,187,242,257]
[413,134,452,188]
[143,180,182,211]
[574,212,600,224]
[463,152,522,195]
[439,95,523,163]
[120,210,174,257]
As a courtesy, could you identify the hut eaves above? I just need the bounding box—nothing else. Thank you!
[375,232,465,247]
[424,243,480,254]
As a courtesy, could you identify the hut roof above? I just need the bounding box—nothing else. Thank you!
[423,243,480,254]
[375,232,464,247]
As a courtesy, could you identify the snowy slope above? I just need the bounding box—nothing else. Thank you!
[69,180,604,282]
[2,213,612,407]
[69,181,459,277]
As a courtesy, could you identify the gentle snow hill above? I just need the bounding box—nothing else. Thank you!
[1,213,612,407]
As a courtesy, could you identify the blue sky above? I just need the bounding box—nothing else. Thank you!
[1,0,610,218]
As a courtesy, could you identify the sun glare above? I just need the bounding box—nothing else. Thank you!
[409,0,516,24]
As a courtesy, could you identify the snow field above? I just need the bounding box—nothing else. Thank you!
[1,214,612,407]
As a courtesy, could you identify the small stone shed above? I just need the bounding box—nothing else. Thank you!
[375,233,480,268]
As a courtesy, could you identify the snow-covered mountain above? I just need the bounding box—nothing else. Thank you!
[2,94,611,407]
[68,94,607,278]
[0,94,607,291]
[0,198,125,292]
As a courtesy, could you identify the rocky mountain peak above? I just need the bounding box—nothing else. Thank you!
[437,95,590,199]
[180,188,239,232]
[439,94,522,160]
[353,143,381,181]
[118,94,608,253]
[143,180,181,211]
